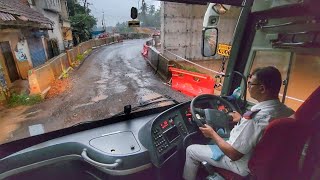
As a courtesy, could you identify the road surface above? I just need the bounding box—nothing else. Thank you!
[0,39,190,144]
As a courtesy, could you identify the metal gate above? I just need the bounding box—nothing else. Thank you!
[27,37,46,67]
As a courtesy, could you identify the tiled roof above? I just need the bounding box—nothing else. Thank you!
[0,0,53,25]
[0,12,15,21]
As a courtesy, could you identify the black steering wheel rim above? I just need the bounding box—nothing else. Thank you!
[190,94,237,134]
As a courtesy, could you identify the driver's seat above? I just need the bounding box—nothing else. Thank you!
[203,117,297,180]
[202,86,320,180]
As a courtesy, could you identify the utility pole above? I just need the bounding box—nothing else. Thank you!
[83,0,90,13]
[102,11,106,32]
[83,0,87,10]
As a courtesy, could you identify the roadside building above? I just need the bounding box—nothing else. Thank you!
[60,0,73,50]
[0,0,52,103]
[30,0,73,57]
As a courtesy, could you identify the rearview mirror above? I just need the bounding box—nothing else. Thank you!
[202,28,218,57]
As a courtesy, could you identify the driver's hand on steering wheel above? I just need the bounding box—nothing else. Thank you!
[199,124,217,139]
[228,111,242,123]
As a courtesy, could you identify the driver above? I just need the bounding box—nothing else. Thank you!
[183,66,294,180]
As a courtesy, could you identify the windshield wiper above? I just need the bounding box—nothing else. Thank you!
[72,96,178,127]
[111,94,179,117]
[116,99,177,116]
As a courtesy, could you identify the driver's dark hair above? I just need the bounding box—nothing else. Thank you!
[251,66,282,96]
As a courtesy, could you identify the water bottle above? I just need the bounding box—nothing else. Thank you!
[232,87,241,100]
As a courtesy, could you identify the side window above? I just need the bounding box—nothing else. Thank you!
[285,54,320,110]
[248,51,291,104]
[248,51,320,111]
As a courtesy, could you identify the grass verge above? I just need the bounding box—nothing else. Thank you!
[7,93,42,107]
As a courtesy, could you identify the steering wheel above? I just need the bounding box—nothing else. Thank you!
[190,94,237,137]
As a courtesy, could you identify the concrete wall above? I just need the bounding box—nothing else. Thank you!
[29,37,119,95]
[161,2,241,61]
[44,11,64,52]
[60,0,69,20]
[33,0,65,52]
[60,0,73,48]
[215,7,242,48]
[144,42,171,81]
[161,2,208,60]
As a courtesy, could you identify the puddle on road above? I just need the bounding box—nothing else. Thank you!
[91,94,108,102]
[0,106,30,144]
[72,94,108,110]
[112,83,127,94]
[95,79,108,84]
[0,123,21,144]
[25,109,43,118]
[72,102,95,110]
[125,73,151,87]
[136,88,155,98]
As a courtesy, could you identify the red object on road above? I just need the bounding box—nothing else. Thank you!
[169,67,215,97]
[141,44,148,58]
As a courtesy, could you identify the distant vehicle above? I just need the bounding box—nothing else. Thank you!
[98,33,109,39]
[152,31,160,37]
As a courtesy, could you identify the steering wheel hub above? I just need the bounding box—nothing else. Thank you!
[190,94,237,137]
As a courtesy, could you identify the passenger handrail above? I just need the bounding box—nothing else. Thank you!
[258,20,314,29]
[81,149,122,169]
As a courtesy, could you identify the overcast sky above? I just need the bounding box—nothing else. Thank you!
[88,0,161,27]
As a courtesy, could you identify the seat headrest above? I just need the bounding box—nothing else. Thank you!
[295,86,320,122]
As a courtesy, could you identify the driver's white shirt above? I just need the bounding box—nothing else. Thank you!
[226,99,294,173]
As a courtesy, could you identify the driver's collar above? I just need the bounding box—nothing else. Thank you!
[251,99,281,111]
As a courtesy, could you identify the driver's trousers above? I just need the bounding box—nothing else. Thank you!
[183,144,249,180]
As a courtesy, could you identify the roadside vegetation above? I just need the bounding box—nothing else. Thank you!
[180,65,203,73]
[7,93,42,107]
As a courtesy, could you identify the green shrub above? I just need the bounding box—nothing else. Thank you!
[8,93,42,107]
[62,68,69,79]
[76,54,84,61]
[180,65,203,73]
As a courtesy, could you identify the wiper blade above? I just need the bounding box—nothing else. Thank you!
[115,98,177,117]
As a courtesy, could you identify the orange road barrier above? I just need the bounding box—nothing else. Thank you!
[28,70,41,95]
[169,67,215,97]
[141,44,148,58]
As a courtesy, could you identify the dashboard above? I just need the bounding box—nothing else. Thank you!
[0,98,231,178]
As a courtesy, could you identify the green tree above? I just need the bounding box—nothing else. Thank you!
[137,2,160,27]
[67,0,97,43]
[139,0,148,26]
[153,8,160,27]
[115,22,133,33]
[149,5,155,15]
[70,14,96,42]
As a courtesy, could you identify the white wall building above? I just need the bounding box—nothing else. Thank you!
[31,0,65,53]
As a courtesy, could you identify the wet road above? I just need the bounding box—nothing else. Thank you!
[1,39,190,144]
